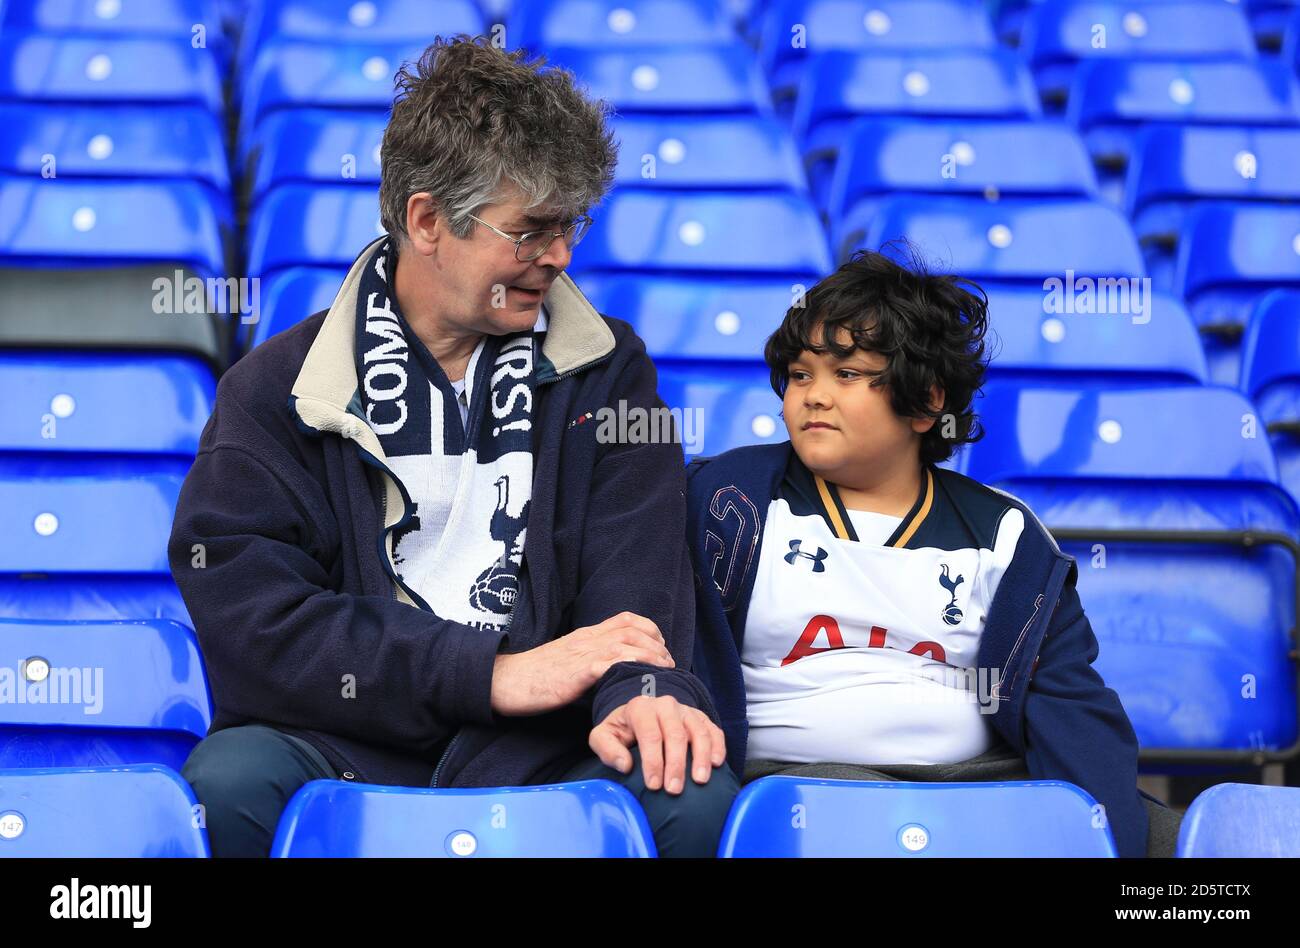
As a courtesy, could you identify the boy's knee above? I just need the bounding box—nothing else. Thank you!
[638,754,740,857]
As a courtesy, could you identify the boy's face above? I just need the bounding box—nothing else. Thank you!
[783,324,936,483]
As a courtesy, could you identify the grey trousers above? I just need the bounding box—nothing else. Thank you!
[744,743,1183,858]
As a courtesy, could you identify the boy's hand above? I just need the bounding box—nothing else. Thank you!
[589,695,727,793]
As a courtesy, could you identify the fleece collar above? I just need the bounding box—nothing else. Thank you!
[289,235,614,454]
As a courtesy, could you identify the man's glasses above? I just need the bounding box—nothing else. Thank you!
[468,213,594,262]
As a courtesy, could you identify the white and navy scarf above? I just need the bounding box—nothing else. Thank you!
[354,241,536,631]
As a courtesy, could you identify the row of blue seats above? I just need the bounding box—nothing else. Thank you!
[5,169,1295,387]
[3,761,1296,857]
[3,369,1297,761]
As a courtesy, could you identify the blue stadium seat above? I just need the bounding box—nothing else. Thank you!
[579,273,796,362]
[271,779,656,857]
[0,455,186,576]
[793,50,1041,209]
[0,451,191,623]
[0,619,210,771]
[2,0,221,37]
[541,45,772,115]
[246,184,379,280]
[1068,59,1300,189]
[572,190,832,278]
[611,114,806,192]
[1022,0,1257,109]
[0,765,209,857]
[0,102,230,198]
[0,175,227,278]
[984,285,1207,386]
[1176,783,1300,856]
[848,195,1144,282]
[0,351,214,456]
[239,0,482,67]
[237,41,427,151]
[511,0,738,50]
[829,118,1098,260]
[0,575,190,625]
[249,267,347,350]
[1127,126,1300,294]
[1241,290,1300,511]
[0,34,224,112]
[718,777,1117,856]
[758,0,997,107]
[1285,4,1300,69]
[965,383,1300,763]
[245,109,386,208]
[656,362,784,455]
[1175,203,1300,386]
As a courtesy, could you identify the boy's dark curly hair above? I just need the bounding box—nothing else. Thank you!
[764,242,990,465]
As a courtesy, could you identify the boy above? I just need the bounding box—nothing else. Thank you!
[686,248,1179,857]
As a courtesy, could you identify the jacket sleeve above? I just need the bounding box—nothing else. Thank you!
[575,337,721,728]
[168,394,504,756]
[1021,572,1149,857]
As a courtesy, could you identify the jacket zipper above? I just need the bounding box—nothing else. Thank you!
[419,349,613,789]
[431,731,462,788]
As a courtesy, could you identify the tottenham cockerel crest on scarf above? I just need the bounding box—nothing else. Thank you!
[355,240,536,631]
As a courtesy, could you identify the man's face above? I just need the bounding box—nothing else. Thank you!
[783,324,935,482]
[411,184,577,336]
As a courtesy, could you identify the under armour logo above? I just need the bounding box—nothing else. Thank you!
[940,563,965,625]
[783,539,828,572]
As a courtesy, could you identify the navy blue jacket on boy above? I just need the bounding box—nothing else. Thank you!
[686,441,1150,858]
[168,239,718,792]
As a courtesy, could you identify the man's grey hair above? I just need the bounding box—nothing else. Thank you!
[378,35,617,243]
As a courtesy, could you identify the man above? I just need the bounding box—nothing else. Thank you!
[171,36,737,857]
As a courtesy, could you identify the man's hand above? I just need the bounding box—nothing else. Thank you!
[490,612,674,716]
[589,695,727,794]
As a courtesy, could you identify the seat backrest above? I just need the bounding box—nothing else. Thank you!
[0,34,224,112]
[794,49,1040,145]
[760,0,996,91]
[541,45,772,115]
[1069,58,1300,135]
[0,102,229,194]
[985,285,1207,385]
[610,114,806,192]
[0,765,208,857]
[855,195,1144,282]
[1177,783,1300,856]
[0,619,211,771]
[0,351,214,456]
[512,0,738,50]
[239,0,480,67]
[827,117,1097,224]
[1126,125,1300,224]
[966,382,1281,489]
[1023,1,1256,74]
[0,455,188,575]
[718,777,1117,856]
[271,778,656,857]
[245,108,387,208]
[0,175,226,278]
[246,183,380,279]
[0,265,228,373]
[1241,289,1300,425]
[237,40,427,143]
[1175,202,1300,324]
[572,190,832,278]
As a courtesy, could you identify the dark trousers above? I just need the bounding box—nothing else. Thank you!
[182,724,740,858]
